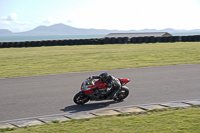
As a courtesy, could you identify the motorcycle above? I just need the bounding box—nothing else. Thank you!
[73,77,130,105]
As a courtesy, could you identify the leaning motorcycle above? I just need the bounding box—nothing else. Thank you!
[73,77,130,105]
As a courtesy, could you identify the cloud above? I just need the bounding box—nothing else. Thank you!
[68,0,200,30]
[35,17,60,24]
[42,17,56,24]
[66,20,73,23]
[0,13,29,26]
[35,17,73,25]
[0,13,18,21]
[0,13,33,32]
[0,14,73,32]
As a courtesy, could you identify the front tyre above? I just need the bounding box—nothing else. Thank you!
[113,86,129,101]
[73,91,89,105]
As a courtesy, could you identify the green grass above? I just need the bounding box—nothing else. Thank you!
[2,107,200,133]
[0,42,200,78]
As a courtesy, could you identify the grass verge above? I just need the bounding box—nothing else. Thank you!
[0,42,200,78]
[1,106,200,133]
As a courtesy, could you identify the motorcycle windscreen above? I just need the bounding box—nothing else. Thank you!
[119,78,130,86]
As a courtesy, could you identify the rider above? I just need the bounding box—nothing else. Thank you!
[91,72,121,99]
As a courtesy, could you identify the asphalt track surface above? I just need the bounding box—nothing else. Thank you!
[0,64,200,122]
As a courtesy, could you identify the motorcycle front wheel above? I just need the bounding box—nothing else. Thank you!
[113,86,129,101]
[73,91,89,105]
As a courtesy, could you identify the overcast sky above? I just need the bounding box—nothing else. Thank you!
[1,0,200,32]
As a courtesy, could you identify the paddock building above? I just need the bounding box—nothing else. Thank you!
[105,32,172,38]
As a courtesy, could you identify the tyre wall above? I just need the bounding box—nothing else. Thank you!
[0,35,200,48]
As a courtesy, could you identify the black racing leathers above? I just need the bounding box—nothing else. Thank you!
[92,75,121,98]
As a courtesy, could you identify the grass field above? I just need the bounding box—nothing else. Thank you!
[1,42,200,78]
[1,107,200,133]
[1,42,200,132]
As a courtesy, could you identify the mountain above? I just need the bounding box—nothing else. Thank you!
[14,23,121,36]
[1,23,200,36]
[0,29,13,36]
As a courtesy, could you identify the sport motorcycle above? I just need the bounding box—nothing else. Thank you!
[73,77,130,105]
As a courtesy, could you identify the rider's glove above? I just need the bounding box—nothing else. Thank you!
[106,87,111,92]
[107,83,112,88]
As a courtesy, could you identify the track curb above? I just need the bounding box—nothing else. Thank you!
[0,99,200,128]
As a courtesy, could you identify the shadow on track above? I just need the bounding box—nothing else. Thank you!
[60,100,123,113]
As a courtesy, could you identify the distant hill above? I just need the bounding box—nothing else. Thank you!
[4,23,120,36]
[0,29,13,36]
[1,23,200,36]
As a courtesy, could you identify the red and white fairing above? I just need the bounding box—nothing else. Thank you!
[81,78,130,94]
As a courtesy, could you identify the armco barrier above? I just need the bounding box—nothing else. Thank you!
[0,35,200,48]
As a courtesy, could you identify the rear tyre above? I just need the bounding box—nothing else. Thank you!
[113,86,129,101]
[73,91,89,105]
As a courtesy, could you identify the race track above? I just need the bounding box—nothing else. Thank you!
[0,64,200,122]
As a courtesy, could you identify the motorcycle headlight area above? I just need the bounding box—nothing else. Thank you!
[82,87,92,90]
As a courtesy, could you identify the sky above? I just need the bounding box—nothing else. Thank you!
[0,0,200,32]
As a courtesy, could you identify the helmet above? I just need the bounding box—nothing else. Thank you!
[99,72,109,83]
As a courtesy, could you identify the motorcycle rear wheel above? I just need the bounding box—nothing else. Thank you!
[113,86,129,101]
[73,91,89,105]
